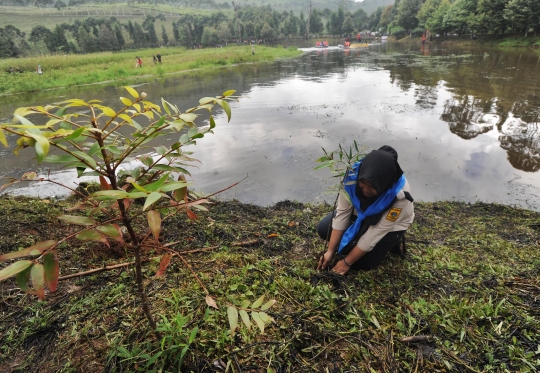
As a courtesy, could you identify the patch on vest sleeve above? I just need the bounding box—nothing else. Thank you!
[385,208,402,222]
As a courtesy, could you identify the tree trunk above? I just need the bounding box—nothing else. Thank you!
[306,3,312,40]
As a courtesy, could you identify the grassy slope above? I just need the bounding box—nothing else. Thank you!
[0,197,538,372]
[0,5,231,34]
[0,45,302,95]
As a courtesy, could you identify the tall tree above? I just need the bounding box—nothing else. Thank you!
[379,5,395,32]
[161,25,169,45]
[425,0,452,34]
[260,22,275,40]
[98,24,118,51]
[309,9,324,34]
[396,0,423,31]
[474,0,508,35]
[342,15,355,34]
[443,0,478,36]
[352,8,369,31]
[114,23,125,49]
[417,0,441,29]
[504,0,539,37]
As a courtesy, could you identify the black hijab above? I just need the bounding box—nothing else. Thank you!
[356,145,404,211]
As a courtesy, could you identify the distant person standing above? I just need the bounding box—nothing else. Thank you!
[135,56,142,68]
[152,54,157,65]
[421,33,426,47]
[357,32,362,43]
[36,65,43,75]
[251,43,255,55]
[156,53,162,64]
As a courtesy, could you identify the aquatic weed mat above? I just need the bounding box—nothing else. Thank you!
[0,197,539,372]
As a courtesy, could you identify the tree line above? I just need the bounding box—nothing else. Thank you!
[0,4,378,58]
[2,1,540,59]
[371,0,540,37]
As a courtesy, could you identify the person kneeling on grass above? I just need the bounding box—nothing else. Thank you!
[317,145,415,275]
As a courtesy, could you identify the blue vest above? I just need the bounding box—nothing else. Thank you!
[338,161,407,254]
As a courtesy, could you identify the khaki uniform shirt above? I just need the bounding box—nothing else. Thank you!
[332,180,415,252]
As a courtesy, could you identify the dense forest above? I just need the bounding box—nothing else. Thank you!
[1,0,540,59]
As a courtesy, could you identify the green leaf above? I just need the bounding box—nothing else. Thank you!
[43,155,79,164]
[209,116,216,130]
[55,106,67,117]
[143,192,163,211]
[199,97,215,105]
[239,309,251,330]
[140,155,154,167]
[160,182,188,193]
[189,326,198,344]
[62,127,86,142]
[161,98,172,116]
[72,150,97,169]
[104,145,124,155]
[227,306,238,337]
[13,114,41,135]
[0,128,7,147]
[153,164,181,172]
[223,90,236,97]
[156,146,167,156]
[90,190,130,200]
[96,224,124,244]
[144,174,169,192]
[216,99,232,122]
[252,294,265,309]
[120,97,133,106]
[27,134,50,163]
[76,230,109,246]
[43,252,59,293]
[147,210,161,242]
[179,113,197,123]
[0,260,34,281]
[16,265,35,295]
[0,240,57,261]
[100,106,116,118]
[179,134,189,144]
[124,86,139,99]
[187,128,198,138]
[240,300,250,308]
[261,299,276,311]
[88,142,101,156]
[251,312,265,334]
[57,215,96,226]
[259,312,273,323]
[31,263,45,300]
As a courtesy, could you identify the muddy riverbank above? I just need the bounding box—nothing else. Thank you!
[1,196,539,372]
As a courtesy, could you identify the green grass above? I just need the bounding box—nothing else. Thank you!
[0,196,539,372]
[0,45,302,95]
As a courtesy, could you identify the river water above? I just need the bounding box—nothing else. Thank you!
[1,43,540,210]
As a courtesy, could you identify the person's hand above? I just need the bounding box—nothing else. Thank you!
[332,260,351,275]
[317,250,334,270]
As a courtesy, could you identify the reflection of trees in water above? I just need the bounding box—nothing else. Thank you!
[499,114,540,173]
[383,49,540,172]
[415,84,438,109]
[441,96,499,139]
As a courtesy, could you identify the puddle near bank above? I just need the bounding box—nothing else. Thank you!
[1,43,540,210]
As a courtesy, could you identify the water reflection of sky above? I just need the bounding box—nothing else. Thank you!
[1,44,540,210]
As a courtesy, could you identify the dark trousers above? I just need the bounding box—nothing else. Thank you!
[317,212,405,271]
